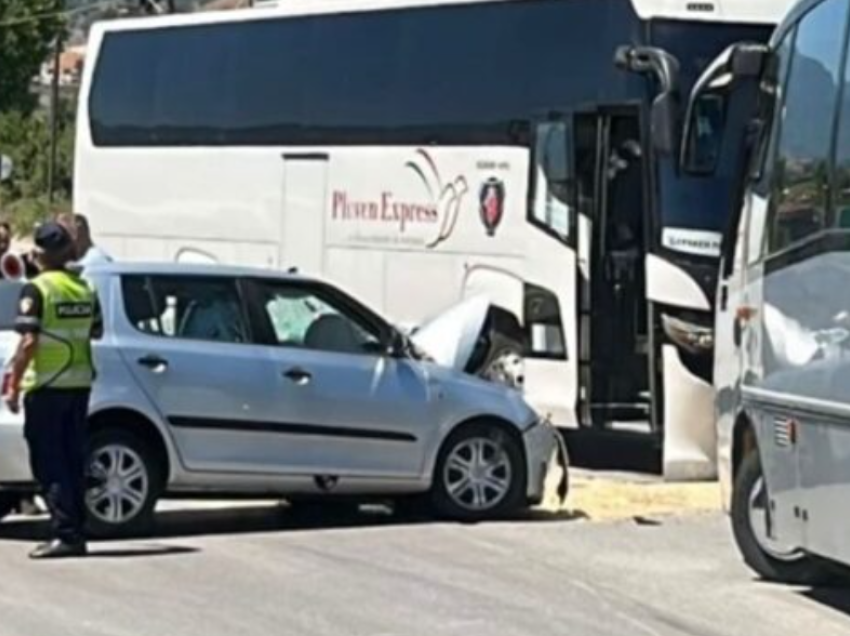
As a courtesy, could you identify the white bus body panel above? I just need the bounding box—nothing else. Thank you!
[75,116,580,427]
[662,344,717,480]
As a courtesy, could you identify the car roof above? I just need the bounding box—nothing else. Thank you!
[85,261,316,283]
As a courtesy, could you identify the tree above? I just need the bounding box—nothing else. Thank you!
[0,1,64,114]
[0,103,75,233]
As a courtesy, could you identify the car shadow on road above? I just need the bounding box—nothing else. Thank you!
[86,545,201,559]
[0,500,583,545]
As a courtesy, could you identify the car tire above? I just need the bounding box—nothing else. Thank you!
[0,492,19,522]
[86,428,164,539]
[431,422,526,522]
[732,451,837,585]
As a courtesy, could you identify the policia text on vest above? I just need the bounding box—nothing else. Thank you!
[2,222,102,560]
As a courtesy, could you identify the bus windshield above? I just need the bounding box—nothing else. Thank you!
[650,20,774,242]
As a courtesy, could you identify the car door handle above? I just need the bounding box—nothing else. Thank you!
[282,368,312,385]
[137,355,168,371]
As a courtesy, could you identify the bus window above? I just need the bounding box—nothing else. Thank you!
[524,283,566,358]
[530,120,572,240]
[746,31,795,266]
[831,19,850,229]
[683,92,726,174]
[765,0,847,256]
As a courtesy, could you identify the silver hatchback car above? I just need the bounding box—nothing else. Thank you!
[0,263,565,536]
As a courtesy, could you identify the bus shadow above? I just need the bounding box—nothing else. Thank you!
[800,585,850,617]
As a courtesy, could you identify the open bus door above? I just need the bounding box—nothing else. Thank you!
[571,106,659,438]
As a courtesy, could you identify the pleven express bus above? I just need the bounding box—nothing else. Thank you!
[74,0,790,480]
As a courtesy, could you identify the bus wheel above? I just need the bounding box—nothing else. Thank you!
[731,451,835,585]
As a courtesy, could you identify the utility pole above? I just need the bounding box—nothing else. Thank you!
[47,34,63,205]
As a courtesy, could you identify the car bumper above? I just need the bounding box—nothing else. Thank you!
[523,417,568,505]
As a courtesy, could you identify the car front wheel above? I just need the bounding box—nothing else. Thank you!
[86,428,163,538]
[431,422,526,521]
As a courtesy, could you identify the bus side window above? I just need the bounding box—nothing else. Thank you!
[764,0,848,257]
[831,19,850,228]
[530,120,572,240]
[747,30,795,266]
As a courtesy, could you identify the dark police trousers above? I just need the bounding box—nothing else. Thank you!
[23,389,90,545]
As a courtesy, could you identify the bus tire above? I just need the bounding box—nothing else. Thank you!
[731,451,837,585]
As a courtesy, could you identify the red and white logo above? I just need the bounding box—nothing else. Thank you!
[479,177,505,237]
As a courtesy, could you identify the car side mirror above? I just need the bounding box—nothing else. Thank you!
[362,332,406,357]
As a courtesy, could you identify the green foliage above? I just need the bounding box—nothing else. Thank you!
[0,1,72,235]
[0,0,64,113]
[0,103,76,235]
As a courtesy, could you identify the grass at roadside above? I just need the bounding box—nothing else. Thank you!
[535,461,722,523]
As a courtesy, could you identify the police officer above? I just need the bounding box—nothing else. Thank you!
[2,222,102,559]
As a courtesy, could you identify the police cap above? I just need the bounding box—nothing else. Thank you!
[33,222,73,255]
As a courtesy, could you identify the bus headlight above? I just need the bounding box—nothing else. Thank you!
[661,313,714,354]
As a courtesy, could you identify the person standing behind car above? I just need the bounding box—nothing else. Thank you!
[1,222,102,559]
[57,212,112,269]
[0,222,10,261]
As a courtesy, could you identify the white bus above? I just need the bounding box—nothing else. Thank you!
[684,0,850,582]
[75,0,785,480]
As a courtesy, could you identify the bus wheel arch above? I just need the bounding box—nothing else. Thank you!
[730,425,839,585]
[731,412,757,483]
[470,306,526,389]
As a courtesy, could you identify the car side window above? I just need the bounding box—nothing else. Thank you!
[122,275,249,344]
[765,0,848,256]
[256,283,383,356]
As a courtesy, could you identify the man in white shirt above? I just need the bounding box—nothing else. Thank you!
[57,213,112,269]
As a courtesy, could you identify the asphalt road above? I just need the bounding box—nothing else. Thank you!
[0,504,848,636]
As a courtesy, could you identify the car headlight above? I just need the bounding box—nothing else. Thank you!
[661,313,714,354]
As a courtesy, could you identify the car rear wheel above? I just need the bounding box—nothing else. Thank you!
[731,451,836,585]
[86,428,163,538]
[431,423,526,521]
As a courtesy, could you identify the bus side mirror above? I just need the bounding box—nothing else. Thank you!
[651,92,679,156]
[614,45,681,157]
[679,42,770,175]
